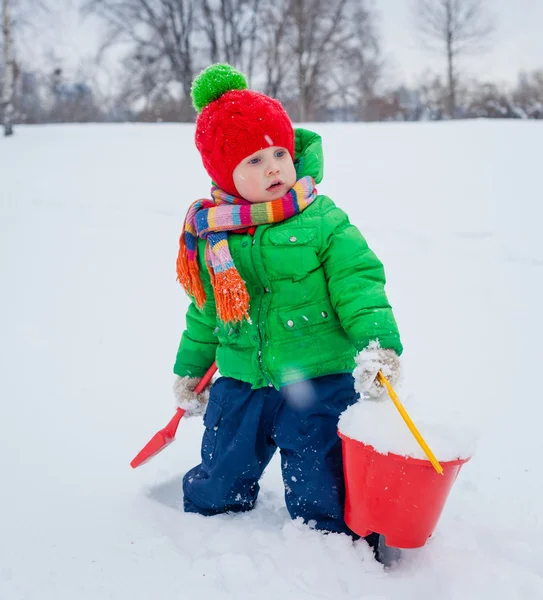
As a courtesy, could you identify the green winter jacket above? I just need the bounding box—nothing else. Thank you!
[174,128,402,389]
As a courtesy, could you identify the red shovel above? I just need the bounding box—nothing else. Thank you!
[130,362,218,468]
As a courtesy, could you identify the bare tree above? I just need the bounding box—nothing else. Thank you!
[84,0,383,122]
[85,0,265,118]
[290,0,353,121]
[2,0,15,135]
[1,0,59,131]
[414,0,494,118]
[200,0,260,84]
[84,0,199,105]
[512,70,543,119]
[257,0,294,97]
[466,81,516,119]
[415,71,448,119]
[330,1,381,120]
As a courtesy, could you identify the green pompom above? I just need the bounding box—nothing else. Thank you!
[191,64,248,113]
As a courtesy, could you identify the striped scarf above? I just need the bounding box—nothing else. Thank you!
[176,176,317,323]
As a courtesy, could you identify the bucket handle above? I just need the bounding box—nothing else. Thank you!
[377,371,444,475]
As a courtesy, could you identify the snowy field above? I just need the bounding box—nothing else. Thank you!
[1,120,542,599]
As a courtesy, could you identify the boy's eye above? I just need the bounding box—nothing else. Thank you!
[275,150,285,158]
[248,157,260,165]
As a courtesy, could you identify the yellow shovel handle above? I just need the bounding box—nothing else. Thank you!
[377,371,444,475]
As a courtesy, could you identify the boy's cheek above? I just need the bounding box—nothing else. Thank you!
[248,181,263,201]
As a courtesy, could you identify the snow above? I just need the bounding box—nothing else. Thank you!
[339,397,477,462]
[1,120,543,599]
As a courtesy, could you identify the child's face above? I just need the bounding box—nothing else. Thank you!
[232,146,296,203]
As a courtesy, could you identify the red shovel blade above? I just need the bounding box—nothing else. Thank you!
[130,362,218,469]
[130,408,185,468]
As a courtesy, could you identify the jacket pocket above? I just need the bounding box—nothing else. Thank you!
[266,227,321,280]
[268,227,317,246]
[202,400,222,466]
[277,299,340,331]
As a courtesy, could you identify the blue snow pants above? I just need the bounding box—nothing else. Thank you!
[183,373,359,536]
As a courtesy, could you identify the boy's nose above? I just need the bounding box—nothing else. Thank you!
[267,162,280,175]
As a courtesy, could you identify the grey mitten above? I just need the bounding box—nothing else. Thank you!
[354,343,401,399]
[173,375,212,417]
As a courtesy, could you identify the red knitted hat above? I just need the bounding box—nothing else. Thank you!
[191,64,294,196]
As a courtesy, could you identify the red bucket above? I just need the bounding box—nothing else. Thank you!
[339,431,470,548]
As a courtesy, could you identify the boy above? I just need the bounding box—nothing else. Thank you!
[173,64,402,545]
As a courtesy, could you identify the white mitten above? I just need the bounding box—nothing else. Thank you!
[173,375,212,418]
[354,342,401,399]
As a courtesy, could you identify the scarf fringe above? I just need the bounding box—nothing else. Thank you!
[210,269,250,323]
[176,232,206,308]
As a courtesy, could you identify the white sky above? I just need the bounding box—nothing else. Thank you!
[21,0,543,91]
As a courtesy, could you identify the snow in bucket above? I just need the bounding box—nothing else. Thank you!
[338,343,477,461]
[338,395,477,462]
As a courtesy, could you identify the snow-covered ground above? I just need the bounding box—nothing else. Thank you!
[1,120,542,599]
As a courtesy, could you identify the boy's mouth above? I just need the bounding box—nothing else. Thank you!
[266,179,283,191]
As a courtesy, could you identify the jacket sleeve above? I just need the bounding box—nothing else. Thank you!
[173,244,219,378]
[319,201,403,355]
